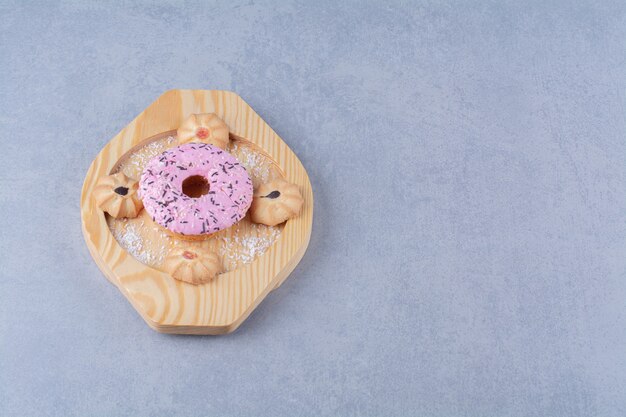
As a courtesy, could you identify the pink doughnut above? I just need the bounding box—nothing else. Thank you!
[138,143,253,236]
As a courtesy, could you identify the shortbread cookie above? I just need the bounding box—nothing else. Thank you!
[163,247,221,285]
[93,172,143,218]
[177,113,229,149]
[249,179,304,226]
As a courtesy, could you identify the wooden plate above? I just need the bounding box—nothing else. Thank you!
[80,90,313,335]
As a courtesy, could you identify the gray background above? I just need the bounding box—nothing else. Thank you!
[1,1,625,416]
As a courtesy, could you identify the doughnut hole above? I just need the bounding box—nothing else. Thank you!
[182,175,210,198]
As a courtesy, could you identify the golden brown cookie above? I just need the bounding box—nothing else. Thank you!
[162,247,221,285]
[177,113,230,149]
[249,179,304,226]
[93,172,143,218]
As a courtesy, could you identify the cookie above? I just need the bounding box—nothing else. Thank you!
[93,172,143,218]
[162,247,221,285]
[249,179,304,226]
[177,113,230,149]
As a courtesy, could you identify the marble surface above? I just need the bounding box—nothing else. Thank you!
[1,1,626,416]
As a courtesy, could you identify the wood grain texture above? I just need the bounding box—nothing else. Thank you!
[80,90,314,335]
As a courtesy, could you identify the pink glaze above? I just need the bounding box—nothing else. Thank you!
[138,143,253,236]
